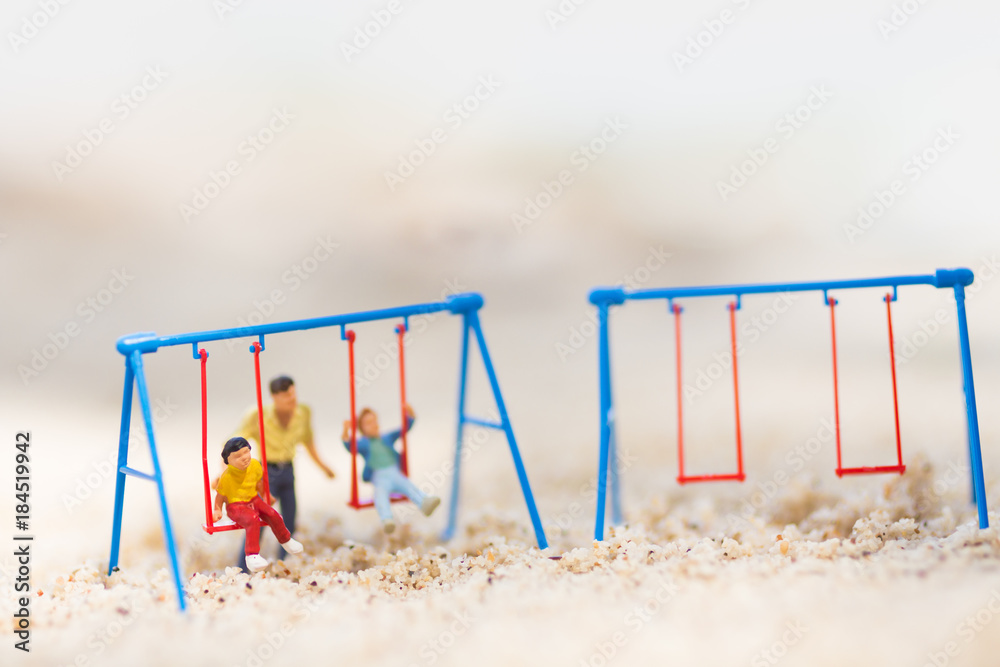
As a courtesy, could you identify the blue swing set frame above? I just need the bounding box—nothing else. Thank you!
[590,268,989,540]
[106,292,548,611]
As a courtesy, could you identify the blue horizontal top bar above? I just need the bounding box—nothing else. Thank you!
[589,268,972,306]
[116,292,484,355]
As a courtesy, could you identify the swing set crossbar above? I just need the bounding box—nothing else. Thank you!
[590,268,988,540]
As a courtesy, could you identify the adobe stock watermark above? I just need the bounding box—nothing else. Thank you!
[339,0,414,63]
[672,0,757,73]
[7,0,73,53]
[725,417,837,532]
[554,245,671,362]
[385,407,502,526]
[405,610,475,666]
[683,292,797,404]
[877,0,931,40]
[843,126,958,243]
[547,445,637,532]
[383,76,501,191]
[544,0,593,31]
[353,278,469,389]
[512,117,628,233]
[922,589,1000,667]
[58,598,147,667]
[578,576,679,667]
[18,268,135,386]
[52,66,169,182]
[911,458,969,519]
[179,107,295,223]
[214,0,251,21]
[717,85,833,202]
[223,236,340,351]
[411,407,501,502]
[895,254,999,365]
[750,620,808,666]
[235,593,328,666]
[61,397,177,513]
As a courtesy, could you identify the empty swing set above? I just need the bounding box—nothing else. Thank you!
[589,268,988,540]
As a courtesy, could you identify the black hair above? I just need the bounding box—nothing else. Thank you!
[269,375,294,395]
[222,437,251,464]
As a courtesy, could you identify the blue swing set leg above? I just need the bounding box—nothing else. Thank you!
[443,311,549,550]
[107,352,187,611]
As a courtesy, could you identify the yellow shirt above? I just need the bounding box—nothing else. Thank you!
[216,459,263,504]
[235,404,313,464]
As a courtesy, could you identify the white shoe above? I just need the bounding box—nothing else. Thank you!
[281,538,303,554]
[382,519,396,534]
[245,554,269,572]
[421,496,441,517]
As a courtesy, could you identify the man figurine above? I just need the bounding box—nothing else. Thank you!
[232,375,334,570]
[214,437,303,573]
[341,404,440,533]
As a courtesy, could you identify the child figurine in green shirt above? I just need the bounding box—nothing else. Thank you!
[341,405,440,533]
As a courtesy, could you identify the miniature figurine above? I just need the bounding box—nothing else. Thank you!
[341,404,440,533]
[213,436,303,572]
[231,375,334,569]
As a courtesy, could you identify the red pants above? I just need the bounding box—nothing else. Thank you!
[226,495,291,556]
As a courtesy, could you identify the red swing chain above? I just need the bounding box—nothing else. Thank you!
[251,342,271,501]
[345,330,360,508]
[885,292,905,471]
[396,324,410,476]
[828,297,844,473]
[728,301,745,481]
[199,349,213,531]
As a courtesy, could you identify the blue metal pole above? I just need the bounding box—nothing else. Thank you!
[609,424,623,526]
[953,284,989,529]
[594,302,612,540]
[131,351,187,611]
[442,315,472,541]
[108,357,135,575]
[468,312,548,549]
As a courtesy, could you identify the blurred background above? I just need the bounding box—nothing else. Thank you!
[1,0,999,574]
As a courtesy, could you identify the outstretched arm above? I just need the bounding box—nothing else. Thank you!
[385,406,416,449]
[304,438,335,478]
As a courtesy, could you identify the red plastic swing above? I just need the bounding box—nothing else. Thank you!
[199,342,272,533]
[673,301,746,484]
[344,324,411,510]
[827,293,906,476]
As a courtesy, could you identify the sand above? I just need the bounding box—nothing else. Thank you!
[4,448,1000,667]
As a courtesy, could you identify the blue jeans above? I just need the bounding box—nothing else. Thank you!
[372,467,425,521]
[238,462,295,571]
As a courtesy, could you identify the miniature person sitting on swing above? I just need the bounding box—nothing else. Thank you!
[213,436,303,572]
[341,404,440,533]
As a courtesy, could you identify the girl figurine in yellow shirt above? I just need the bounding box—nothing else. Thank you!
[213,437,303,572]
